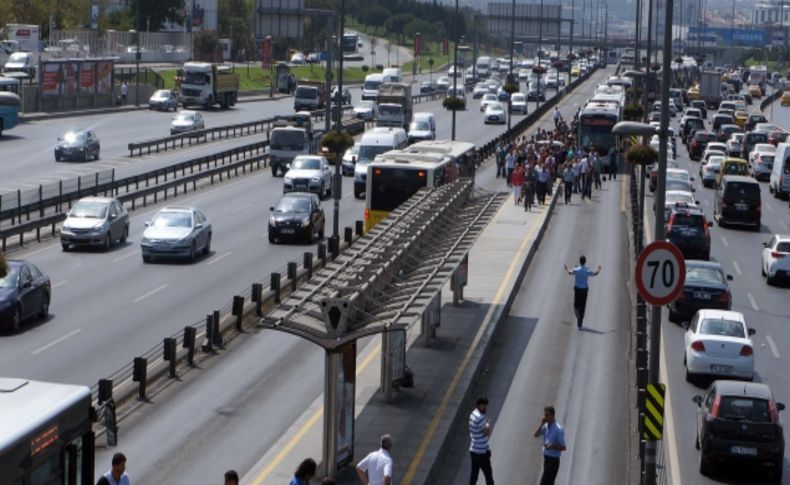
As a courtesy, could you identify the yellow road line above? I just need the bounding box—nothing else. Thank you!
[249,342,382,485]
[401,212,544,484]
[620,173,628,213]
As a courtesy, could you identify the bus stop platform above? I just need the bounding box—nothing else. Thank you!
[241,180,561,485]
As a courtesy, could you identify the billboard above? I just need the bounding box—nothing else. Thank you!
[487,3,562,39]
[687,26,766,47]
[40,60,114,97]
[41,63,60,96]
[80,62,95,94]
[254,0,305,39]
[61,62,79,96]
[335,341,356,469]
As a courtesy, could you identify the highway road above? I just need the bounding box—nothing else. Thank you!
[82,69,612,483]
[654,92,790,484]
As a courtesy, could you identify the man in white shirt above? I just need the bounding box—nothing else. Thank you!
[103,452,131,485]
[356,434,393,485]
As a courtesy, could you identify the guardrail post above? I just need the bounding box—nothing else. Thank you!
[328,237,339,260]
[251,283,263,316]
[344,227,353,246]
[232,295,244,331]
[38,185,44,218]
[355,220,364,237]
[304,252,313,278]
[183,326,196,366]
[98,378,113,404]
[132,357,147,401]
[163,337,177,378]
[212,310,223,349]
[271,272,281,303]
[287,262,297,292]
[318,242,327,267]
[202,314,214,353]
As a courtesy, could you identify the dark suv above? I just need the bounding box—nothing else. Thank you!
[666,204,712,260]
[689,131,717,161]
[714,175,761,230]
[693,380,785,482]
[681,117,705,143]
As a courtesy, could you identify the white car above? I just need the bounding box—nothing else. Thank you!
[353,100,376,121]
[749,143,776,165]
[762,234,790,284]
[479,93,498,112]
[290,52,306,64]
[170,110,204,135]
[544,73,558,89]
[486,79,500,93]
[484,102,506,124]
[510,93,528,114]
[472,82,489,98]
[283,155,333,198]
[436,77,450,91]
[341,144,359,176]
[684,309,756,382]
[661,190,697,219]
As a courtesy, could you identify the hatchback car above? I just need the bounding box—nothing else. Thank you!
[714,175,761,229]
[684,310,756,382]
[170,111,204,135]
[701,161,722,188]
[749,147,775,181]
[60,197,129,251]
[693,381,785,481]
[484,102,506,124]
[268,192,325,244]
[55,130,100,162]
[283,155,332,198]
[526,82,545,101]
[665,204,712,260]
[479,93,498,112]
[353,100,376,121]
[140,206,212,262]
[472,82,488,98]
[762,234,790,284]
[148,89,178,111]
[669,260,733,323]
[717,124,742,143]
[0,260,50,332]
[510,93,528,114]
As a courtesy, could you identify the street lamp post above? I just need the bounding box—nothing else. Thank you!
[538,0,544,108]
[330,0,347,256]
[508,0,516,132]
[135,0,140,107]
[643,0,654,124]
[451,0,460,141]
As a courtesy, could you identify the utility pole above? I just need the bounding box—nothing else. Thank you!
[135,0,140,107]
[636,0,642,72]
[451,0,459,140]
[331,0,346,255]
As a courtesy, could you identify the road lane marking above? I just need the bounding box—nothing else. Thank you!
[132,284,168,303]
[766,335,781,358]
[732,260,742,275]
[205,251,232,266]
[232,203,252,213]
[747,293,760,312]
[248,341,382,485]
[51,280,69,289]
[721,235,729,247]
[32,329,82,355]
[113,250,141,262]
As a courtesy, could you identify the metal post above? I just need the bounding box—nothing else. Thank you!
[635,0,642,72]
[135,0,140,107]
[325,19,333,133]
[570,0,575,58]
[507,0,516,132]
[322,350,340,478]
[645,0,674,482]
[538,0,544,108]
[643,0,654,123]
[331,1,345,254]
[381,331,393,401]
[451,0,460,141]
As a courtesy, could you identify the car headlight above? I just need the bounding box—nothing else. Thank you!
[141,237,151,245]
[284,177,293,183]
[311,176,321,182]
[301,217,311,227]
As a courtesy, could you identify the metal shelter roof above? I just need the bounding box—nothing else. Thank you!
[260,179,507,350]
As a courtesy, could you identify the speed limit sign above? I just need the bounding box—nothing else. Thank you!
[636,241,686,306]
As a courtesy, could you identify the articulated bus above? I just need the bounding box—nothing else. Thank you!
[0,377,95,485]
[577,101,620,155]
[364,140,475,231]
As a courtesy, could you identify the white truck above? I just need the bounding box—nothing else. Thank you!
[268,113,319,177]
[178,62,240,109]
[749,65,768,92]
[376,82,413,129]
[699,70,722,110]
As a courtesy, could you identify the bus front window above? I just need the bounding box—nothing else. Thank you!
[371,168,428,211]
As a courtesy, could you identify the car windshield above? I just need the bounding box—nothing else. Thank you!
[760,155,774,166]
[409,121,429,131]
[666,193,693,204]
[154,90,170,97]
[152,211,192,228]
[718,397,771,422]
[295,87,317,98]
[63,132,87,143]
[183,71,206,85]
[8,53,28,63]
[358,145,391,163]
[69,200,108,219]
[175,113,195,122]
[275,197,310,213]
[722,163,748,175]
[379,105,402,117]
[686,267,725,285]
[483,95,496,101]
[699,318,745,338]
[364,80,382,90]
[671,212,704,228]
[292,158,321,170]
[0,265,19,288]
[270,130,305,150]
[512,95,525,102]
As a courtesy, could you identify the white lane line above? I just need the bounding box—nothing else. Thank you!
[32,329,82,355]
[747,293,760,312]
[51,280,69,289]
[132,284,168,303]
[766,335,781,358]
[113,250,141,263]
[721,235,729,247]
[232,203,252,213]
[205,251,232,266]
[732,260,742,275]
[781,221,790,231]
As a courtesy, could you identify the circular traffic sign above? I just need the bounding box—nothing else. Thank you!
[636,241,686,306]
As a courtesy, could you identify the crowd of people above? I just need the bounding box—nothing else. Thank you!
[494,111,619,210]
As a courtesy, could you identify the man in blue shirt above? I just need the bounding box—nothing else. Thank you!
[564,255,602,329]
[533,406,567,485]
[103,452,131,485]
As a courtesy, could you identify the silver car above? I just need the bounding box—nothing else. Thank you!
[484,102,506,124]
[61,197,129,251]
[149,89,178,111]
[283,155,333,198]
[170,110,205,135]
[510,93,528,114]
[140,207,212,262]
[353,100,376,121]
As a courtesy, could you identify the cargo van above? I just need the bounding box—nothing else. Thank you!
[362,73,384,100]
[770,143,790,198]
[353,127,408,198]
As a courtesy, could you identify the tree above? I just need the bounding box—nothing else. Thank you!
[125,0,182,31]
[403,19,434,43]
[218,0,253,60]
[626,144,658,166]
[623,103,644,121]
[359,6,390,34]
[193,30,221,61]
[384,13,415,44]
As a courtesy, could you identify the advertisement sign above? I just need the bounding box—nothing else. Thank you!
[80,62,95,94]
[91,4,99,29]
[97,61,113,94]
[41,63,60,96]
[443,37,448,56]
[389,330,406,386]
[261,37,272,68]
[414,35,422,56]
[335,341,356,469]
[61,62,79,96]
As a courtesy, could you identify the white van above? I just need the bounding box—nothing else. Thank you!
[770,143,790,199]
[382,67,402,83]
[409,112,436,142]
[354,127,408,198]
[413,112,436,132]
[362,73,384,101]
[476,56,492,79]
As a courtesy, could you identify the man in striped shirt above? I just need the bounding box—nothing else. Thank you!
[468,396,494,485]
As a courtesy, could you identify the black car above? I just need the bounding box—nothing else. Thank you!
[717,124,742,143]
[712,114,734,132]
[693,381,785,481]
[268,192,325,244]
[746,113,768,132]
[689,131,717,161]
[743,131,769,158]
[681,117,706,143]
[666,204,712,260]
[668,260,733,323]
[691,99,708,118]
[55,130,100,162]
[0,260,51,332]
[714,175,761,230]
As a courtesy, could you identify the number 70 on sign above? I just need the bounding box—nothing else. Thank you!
[636,241,686,306]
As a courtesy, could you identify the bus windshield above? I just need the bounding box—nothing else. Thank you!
[579,114,617,153]
[371,167,428,211]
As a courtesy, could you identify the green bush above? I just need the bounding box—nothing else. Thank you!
[502,83,519,95]
[0,251,6,279]
[626,144,658,166]
[443,96,465,111]
[321,131,354,157]
[362,65,369,72]
[623,103,644,121]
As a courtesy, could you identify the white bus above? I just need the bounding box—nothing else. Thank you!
[577,101,621,155]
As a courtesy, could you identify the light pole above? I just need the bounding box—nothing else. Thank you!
[635,0,642,72]
[643,0,654,124]
[538,0,544,108]
[331,0,347,256]
[451,0,460,141]
[508,0,516,131]
[135,0,140,107]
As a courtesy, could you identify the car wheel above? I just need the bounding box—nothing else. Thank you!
[319,222,325,239]
[320,182,326,199]
[61,242,69,252]
[203,234,211,255]
[39,293,49,319]
[95,148,100,161]
[772,461,783,483]
[268,233,275,243]
[142,254,151,263]
[698,451,711,476]
[55,153,61,162]
[271,165,278,177]
[121,226,129,244]
[668,309,678,323]
[11,305,22,332]
[767,272,777,286]
[104,234,112,251]
[307,225,315,244]
[695,432,700,450]
[189,241,197,262]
